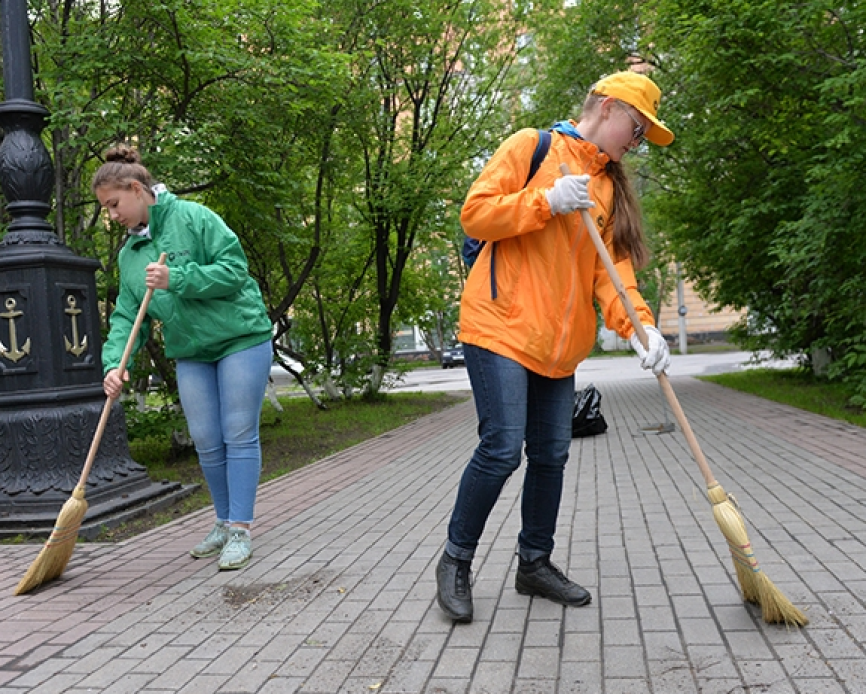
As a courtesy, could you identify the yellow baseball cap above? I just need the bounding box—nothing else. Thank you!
[592,71,675,146]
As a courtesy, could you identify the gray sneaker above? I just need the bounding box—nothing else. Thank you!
[190,522,229,558]
[219,528,253,570]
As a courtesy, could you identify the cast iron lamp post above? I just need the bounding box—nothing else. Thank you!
[0,0,186,537]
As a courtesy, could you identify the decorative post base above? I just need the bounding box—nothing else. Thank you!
[0,398,195,540]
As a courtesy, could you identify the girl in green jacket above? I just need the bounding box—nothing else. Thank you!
[93,145,273,571]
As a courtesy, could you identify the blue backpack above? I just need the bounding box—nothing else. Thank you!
[461,129,552,299]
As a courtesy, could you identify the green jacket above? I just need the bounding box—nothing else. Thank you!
[102,190,272,373]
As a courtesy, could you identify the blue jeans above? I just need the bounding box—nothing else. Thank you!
[176,339,272,525]
[446,344,574,563]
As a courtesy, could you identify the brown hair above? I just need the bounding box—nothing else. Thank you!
[581,94,649,269]
[91,144,155,193]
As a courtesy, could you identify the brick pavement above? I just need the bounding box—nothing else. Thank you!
[2,374,866,693]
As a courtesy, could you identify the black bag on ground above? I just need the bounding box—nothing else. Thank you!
[572,384,608,437]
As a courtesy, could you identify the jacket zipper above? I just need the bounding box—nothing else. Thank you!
[549,216,584,376]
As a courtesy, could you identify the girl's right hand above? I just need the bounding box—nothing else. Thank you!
[103,368,129,399]
[546,174,595,215]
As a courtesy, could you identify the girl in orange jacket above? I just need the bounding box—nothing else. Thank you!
[437,71,674,623]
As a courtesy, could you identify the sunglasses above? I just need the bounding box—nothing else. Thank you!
[616,101,646,145]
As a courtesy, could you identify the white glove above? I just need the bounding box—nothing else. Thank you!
[630,325,670,376]
[545,174,595,215]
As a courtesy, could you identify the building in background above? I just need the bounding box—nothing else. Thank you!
[658,281,742,341]
[657,267,745,354]
[600,269,745,354]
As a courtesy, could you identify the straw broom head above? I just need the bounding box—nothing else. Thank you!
[707,485,808,627]
[14,487,88,595]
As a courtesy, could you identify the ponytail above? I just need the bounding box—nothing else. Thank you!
[606,160,648,269]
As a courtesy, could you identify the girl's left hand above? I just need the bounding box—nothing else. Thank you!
[145,261,169,289]
[630,325,671,376]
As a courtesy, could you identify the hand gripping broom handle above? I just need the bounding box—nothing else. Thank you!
[559,164,718,488]
[74,252,167,490]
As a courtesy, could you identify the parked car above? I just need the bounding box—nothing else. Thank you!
[441,344,465,369]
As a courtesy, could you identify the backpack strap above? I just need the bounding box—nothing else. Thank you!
[525,129,552,186]
[489,129,552,299]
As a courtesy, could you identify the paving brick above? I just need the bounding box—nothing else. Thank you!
[520,645,564,680]
[272,645,329,678]
[297,657,355,692]
[685,645,740,679]
[466,661,516,693]
[509,677,557,693]
[101,673,164,693]
[558,659,602,693]
[602,620,642,650]
[215,659,281,693]
[600,595,637,620]
[603,645,646,679]
[70,657,141,690]
[14,673,88,694]
[254,676,305,694]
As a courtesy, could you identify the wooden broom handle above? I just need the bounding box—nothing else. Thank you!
[76,252,167,489]
[560,164,718,488]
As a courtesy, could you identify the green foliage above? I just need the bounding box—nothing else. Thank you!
[641,0,866,397]
[122,400,187,443]
[826,335,866,409]
[530,0,646,126]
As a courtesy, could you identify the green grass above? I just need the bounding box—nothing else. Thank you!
[699,368,866,428]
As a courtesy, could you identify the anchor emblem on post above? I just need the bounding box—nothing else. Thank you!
[63,294,88,357]
[0,297,31,363]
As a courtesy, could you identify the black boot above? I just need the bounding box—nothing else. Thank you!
[515,555,592,606]
[436,552,473,623]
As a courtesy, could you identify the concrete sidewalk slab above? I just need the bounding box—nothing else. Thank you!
[2,377,866,693]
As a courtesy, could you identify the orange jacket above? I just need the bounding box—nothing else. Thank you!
[458,126,655,378]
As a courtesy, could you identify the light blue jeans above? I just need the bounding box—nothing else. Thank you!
[446,344,575,563]
[176,340,272,525]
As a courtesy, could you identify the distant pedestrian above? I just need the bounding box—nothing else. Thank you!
[437,71,673,622]
[93,145,273,571]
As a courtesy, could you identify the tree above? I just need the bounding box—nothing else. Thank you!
[332,0,535,394]
[25,0,348,400]
[644,0,866,403]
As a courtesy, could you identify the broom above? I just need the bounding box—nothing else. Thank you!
[14,253,167,596]
[561,164,807,626]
